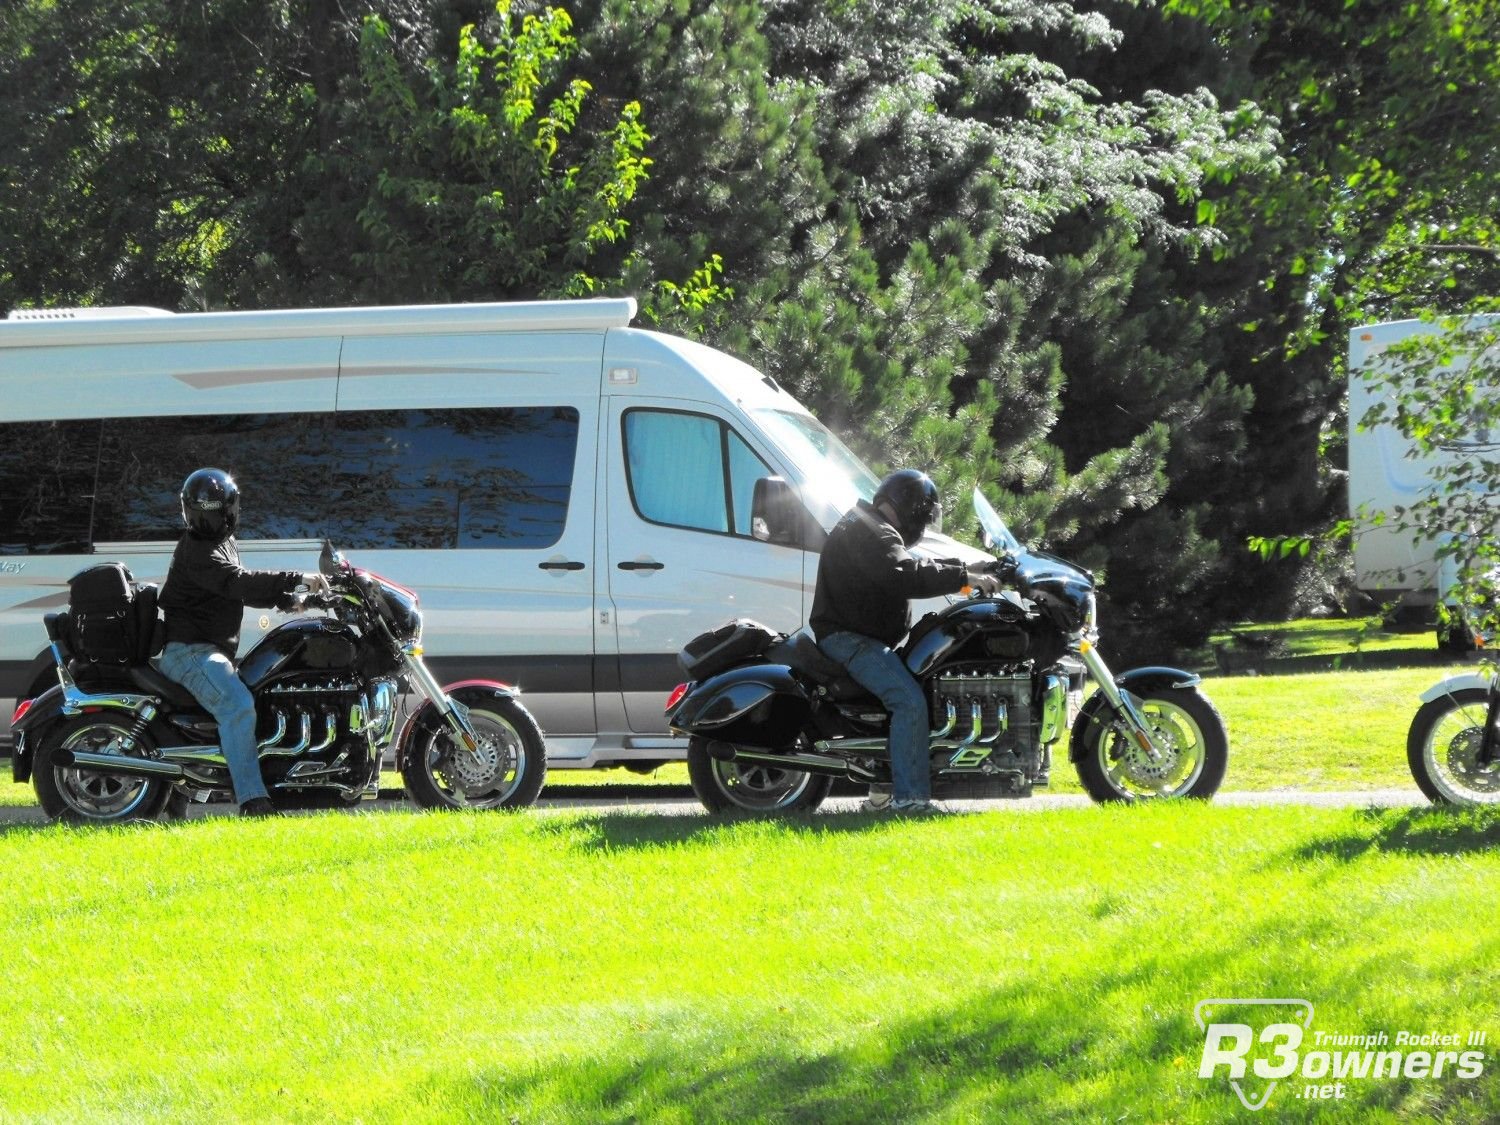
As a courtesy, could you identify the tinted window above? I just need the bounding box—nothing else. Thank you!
[327,408,579,549]
[623,409,770,537]
[89,407,578,549]
[0,419,101,554]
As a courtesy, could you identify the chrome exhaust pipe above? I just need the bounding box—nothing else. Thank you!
[264,712,312,758]
[705,741,853,779]
[51,749,186,780]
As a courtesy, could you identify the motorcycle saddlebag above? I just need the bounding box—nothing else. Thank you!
[67,563,146,665]
[678,618,781,680]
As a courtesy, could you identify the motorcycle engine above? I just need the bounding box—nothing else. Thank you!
[930,668,1033,747]
[929,667,1043,798]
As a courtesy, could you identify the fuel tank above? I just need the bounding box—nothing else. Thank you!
[902,598,1033,677]
[238,618,361,691]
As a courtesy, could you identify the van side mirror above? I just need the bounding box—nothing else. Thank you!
[751,477,824,550]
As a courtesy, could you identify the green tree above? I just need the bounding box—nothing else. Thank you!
[1167,0,1500,619]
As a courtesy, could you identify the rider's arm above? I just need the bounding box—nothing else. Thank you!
[187,541,302,608]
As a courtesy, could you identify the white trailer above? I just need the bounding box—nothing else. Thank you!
[1347,315,1497,649]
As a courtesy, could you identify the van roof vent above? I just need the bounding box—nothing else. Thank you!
[5,306,175,321]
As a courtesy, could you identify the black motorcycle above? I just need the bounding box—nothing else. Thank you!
[11,543,547,822]
[666,489,1229,812]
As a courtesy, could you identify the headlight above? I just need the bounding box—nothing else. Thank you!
[376,579,423,642]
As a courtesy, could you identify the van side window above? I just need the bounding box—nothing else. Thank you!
[95,414,333,542]
[330,408,579,549]
[0,419,102,554]
[90,407,579,549]
[623,409,771,537]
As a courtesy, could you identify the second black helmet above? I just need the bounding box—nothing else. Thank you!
[873,469,940,547]
[180,468,240,539]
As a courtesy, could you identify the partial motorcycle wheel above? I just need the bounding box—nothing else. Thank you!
[686,736,833,814]
[32,716,171,824]
[1408,688,1500,805]
[1072,687,1228,802]
[402,695,547,810]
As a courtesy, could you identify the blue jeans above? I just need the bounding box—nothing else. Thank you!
[154,642,268,805]
[819,631,930,803]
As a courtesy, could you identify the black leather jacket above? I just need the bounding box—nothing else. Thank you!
[158,533,300,656]
[809,500,967,647]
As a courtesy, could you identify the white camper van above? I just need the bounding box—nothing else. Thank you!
[1348,315,1497,648]
[1,299,983,772]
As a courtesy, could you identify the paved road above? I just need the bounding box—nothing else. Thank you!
[0,786,1431,826]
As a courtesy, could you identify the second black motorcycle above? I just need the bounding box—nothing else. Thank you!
[10,543,547,822]
[666,489,1228,812]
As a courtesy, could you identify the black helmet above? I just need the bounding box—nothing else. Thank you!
[180,468,240,539]
[873,469,940,547]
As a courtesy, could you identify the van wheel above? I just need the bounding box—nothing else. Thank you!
[687,736,832,814]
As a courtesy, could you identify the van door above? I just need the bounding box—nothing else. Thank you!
[336,332,602,738]
[601,401,809,732]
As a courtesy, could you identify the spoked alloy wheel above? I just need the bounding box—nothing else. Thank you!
[402,699,546,810]
[1074,687,1228,802]
[1408,688,1500,806]
[686,737,832,813]
[33,716,170,824]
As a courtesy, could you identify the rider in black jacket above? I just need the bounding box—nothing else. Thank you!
[154,468,328,817]
[811,470,998,813]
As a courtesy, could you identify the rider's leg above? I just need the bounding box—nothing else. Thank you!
[819,631,930,804]
[154,642,268,807]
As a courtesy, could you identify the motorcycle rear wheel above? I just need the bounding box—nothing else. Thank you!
[1072,687,1228,803]
[32,716,171,824]
[686,736,832,814]
[1408,688,1500,805]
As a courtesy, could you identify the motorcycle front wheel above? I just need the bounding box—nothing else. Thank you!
[401,695,547,810]
[1072,687,1228,802]
[686,736,832,814]
[1408,688,1500,805]
[32,716,171,824]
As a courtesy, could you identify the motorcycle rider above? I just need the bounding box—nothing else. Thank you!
[810,469,1000,813]
[154,468,329,817]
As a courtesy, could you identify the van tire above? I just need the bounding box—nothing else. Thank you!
[687,736,832,814]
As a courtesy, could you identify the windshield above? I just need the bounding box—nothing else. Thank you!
[751,408,880,515]
[972,487,1022,555]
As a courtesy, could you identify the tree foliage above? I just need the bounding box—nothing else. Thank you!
[9,0,1491,656]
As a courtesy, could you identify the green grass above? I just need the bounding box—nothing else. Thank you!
[0,804,1497,1122]
[1208,615,1438,663]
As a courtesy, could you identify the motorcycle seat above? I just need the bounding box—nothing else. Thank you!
[767,629,869,701]
[129,664,202,709]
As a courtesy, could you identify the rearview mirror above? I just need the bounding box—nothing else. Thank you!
[751,477,824,549]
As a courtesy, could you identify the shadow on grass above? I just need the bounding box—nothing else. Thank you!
[410,958,1403,1124]
[1215,646,1457,677]
[1285,806,1500,863]
[530,807,922,852]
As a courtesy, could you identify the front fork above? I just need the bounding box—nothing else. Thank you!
[1077,642,1165,760]
[400,647,483,757]
[1481,679,1500,768]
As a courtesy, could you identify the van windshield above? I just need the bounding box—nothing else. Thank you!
[751,408,880,516]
